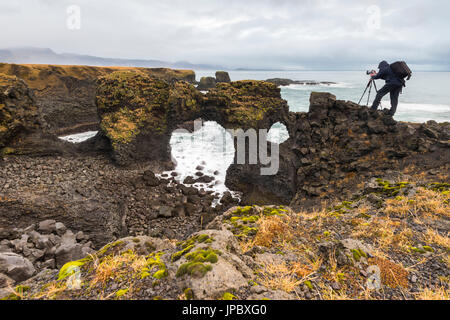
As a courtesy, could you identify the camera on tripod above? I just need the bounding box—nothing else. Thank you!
[358,71,381,108]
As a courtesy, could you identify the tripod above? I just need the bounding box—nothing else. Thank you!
[358,79,382,109]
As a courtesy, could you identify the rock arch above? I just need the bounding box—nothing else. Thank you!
[96,72,289,166]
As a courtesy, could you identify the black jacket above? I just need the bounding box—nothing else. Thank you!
[372,61,404,87]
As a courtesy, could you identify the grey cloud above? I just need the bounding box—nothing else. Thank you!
[0,0,448,70]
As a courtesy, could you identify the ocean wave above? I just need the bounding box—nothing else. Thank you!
[388,102,450,113]
[58,131,98,143]
[285,82,355,90]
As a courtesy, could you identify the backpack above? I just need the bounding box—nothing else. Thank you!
[390,61,412,81]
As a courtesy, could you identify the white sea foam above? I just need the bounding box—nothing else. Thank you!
[267,122,289,144]
[159,121,240,205]
[286,82,354,90]
[58,131,98,143]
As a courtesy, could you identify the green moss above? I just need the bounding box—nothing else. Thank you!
[206,80,285,128]
[115,289,129,298]
[184,288,194,300]
[337,273,346,282]
[171,245,195,262]
[351,249,367,262]
[304,280,314,290]
[58,257,92,281]
[176,248,221,278]
[423,246,435,253]
[141,251,168,280]
[426,183,450,193]
[152,269,168,279]
[172,234,215,262]
[248,280,258,287]
[222,292,238,300]
[226,206,288,239]
[262,207,288,217]
[327,201,354,217]
[176,262,213,278]
[185,249,220,263]
[410,246,427,254]
[96,240,125,258]
[376,179,410,197]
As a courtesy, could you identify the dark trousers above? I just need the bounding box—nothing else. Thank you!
[371,84,403,115]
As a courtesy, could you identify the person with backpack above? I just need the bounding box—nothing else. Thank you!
[369,61,411,116]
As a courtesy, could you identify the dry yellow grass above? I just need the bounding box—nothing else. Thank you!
[257,255,321,294]
[352,217,413,251]
[257,262,302,293]
[239,214,294,253]
[415,287,449,300]
[34,282,68,300]
[423,228,450,250]
[253,215,293,248]
[90,250,147,287]
[385,188,448,219]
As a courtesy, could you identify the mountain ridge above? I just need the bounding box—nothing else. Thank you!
[0,47,225,71]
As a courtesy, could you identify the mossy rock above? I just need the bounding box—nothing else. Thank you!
[58,258,92,281]
[141,251,168,280]
[204,80,289,130]
[176,248,221,278]
[0,73,39,149]
[375,179,410,197]
[172,234,215,262]
[96,71,203,165]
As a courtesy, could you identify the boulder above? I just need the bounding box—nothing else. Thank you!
[54,243,85,269]
[215,71,231,83]
[204,80,290,130]
[0,73,39,151]
[54,222,67,236]
[174,230,252,300]
[197,77,216,91]
[0,252,36,282]
[96,72,203,166]
[158,206,174,218]
[0,273,14,288]
[143,170,161,187]
[38,220,57,234]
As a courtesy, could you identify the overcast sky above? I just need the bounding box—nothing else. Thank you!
[1,0,449,70]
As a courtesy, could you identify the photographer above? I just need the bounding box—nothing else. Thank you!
[369,61,404,116]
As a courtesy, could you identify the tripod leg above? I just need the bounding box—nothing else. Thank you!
[358,81,372,105]
[367,81,373,106]
[372,81,382,109]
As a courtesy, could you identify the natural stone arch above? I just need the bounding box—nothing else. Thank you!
[96,72,289,166]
